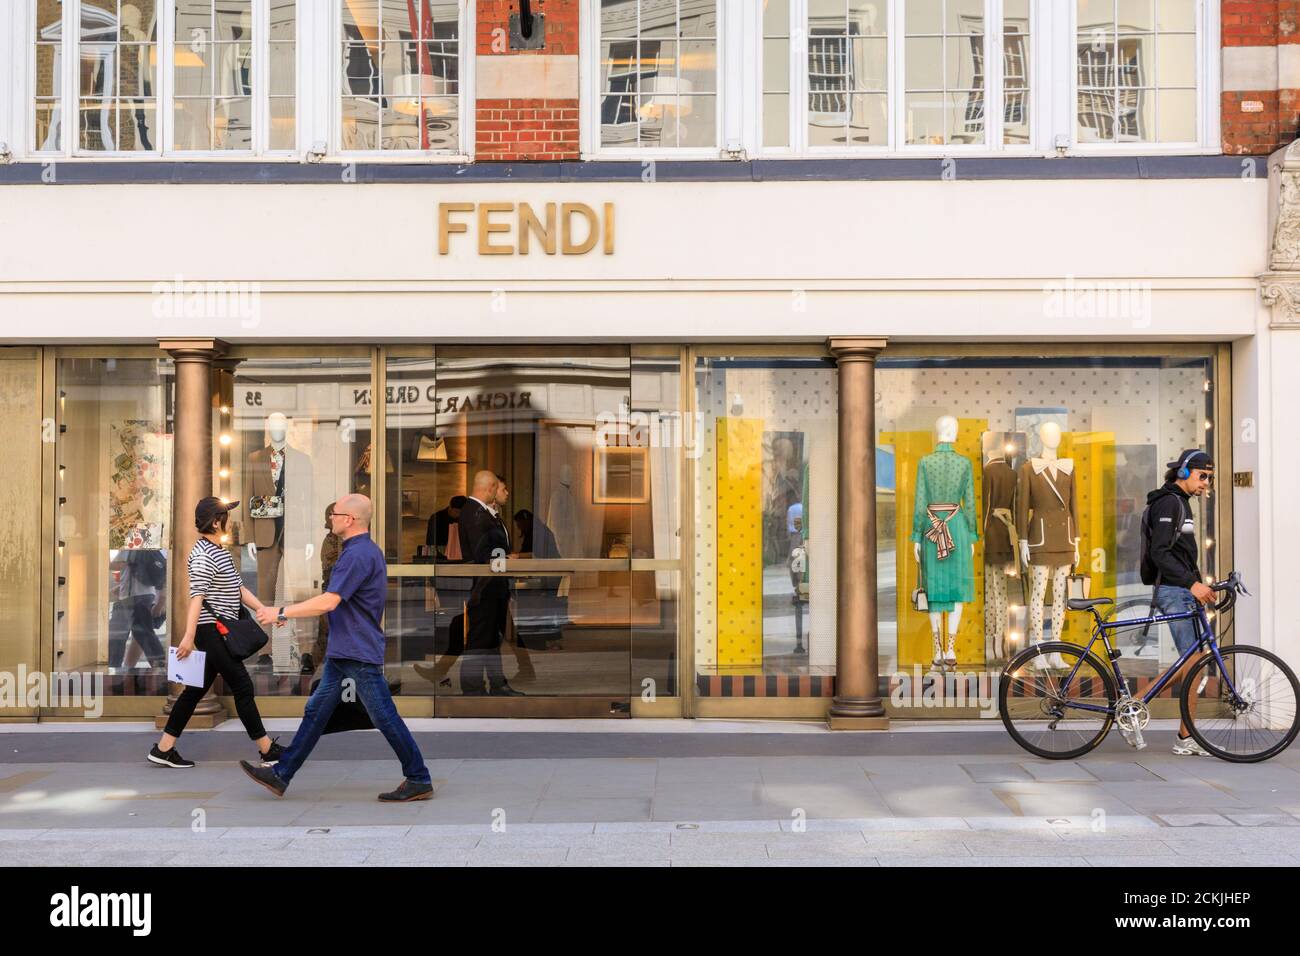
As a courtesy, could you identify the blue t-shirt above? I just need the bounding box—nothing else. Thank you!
[324,533,387,666]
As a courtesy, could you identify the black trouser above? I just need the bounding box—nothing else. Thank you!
[164,623,267,740]
[460,594,506,693]
[109,595,165,668]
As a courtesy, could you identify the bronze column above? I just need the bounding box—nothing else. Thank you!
[827,338,888,730]
[156,338,229,730]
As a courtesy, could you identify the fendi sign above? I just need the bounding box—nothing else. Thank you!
[438,202,615,256]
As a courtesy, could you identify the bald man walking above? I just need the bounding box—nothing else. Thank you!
[240,494,432,801]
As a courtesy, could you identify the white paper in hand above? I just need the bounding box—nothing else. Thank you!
[168,646,207,688]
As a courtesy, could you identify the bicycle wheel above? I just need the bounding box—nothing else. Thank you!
[1181,646,1300,763]
[1000,641,1118,760]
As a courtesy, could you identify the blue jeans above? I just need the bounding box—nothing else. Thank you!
[1152,585,1203,655]
[274,657,430,786]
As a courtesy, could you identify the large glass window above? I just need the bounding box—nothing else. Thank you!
[806,0,888,147]
[598,0,719,150]
[55,357,175,690]
[875,352,1219,715]
[30,0,296,156]
[340,0,461,152]
[219,356,372,686]
[693,355,838,699]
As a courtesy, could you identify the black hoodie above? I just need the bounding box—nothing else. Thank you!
[1140,482,1201,589]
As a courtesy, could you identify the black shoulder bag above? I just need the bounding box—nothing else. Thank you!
[201,598,269,661]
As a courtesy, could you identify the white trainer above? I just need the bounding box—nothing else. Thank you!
[1172,734,1212,756]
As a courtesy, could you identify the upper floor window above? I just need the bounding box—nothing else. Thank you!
[1075,0,1199,146]
[584,0,1217,158]
[596,0,720,152]
[338,0,463,153]
[30,0,298,156]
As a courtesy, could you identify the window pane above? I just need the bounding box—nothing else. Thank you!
[1117,0,1156,33]
[342,97,380,149]
[851,36,889,89]
[764,0,790,36]
[905,0,943,35]
[681,39,716,93]
[1003,88,1030,144]
[215,96,253,149]
[270,0,297,41]
[269,42,296,96]
[848,90,887,144]
[1156,32,1196,88]
[173,97,212,149]
[764,38,790,92]
[677,95,716,147]
[764,92,790,146]
[1077,89,1115,141]
[1156,0,1197,32]
[946,0,985,35]
[601,0,638,37]
[56,358,174,694]
[905,91,946,144]
[849,0,888,35]
[269,96,296,149]
[906,36,944,89]
[1157,87,1196,141]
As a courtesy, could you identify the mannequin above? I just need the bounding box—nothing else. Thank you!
[247,412,311,648]
[1015,422,1080,669]
[911,416,978,668]
[981,441,1020,661]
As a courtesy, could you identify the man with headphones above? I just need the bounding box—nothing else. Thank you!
[1140,448,1215,755]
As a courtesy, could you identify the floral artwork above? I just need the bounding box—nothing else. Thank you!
[109,420,172,550]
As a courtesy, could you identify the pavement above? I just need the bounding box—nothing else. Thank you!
[2,718,1299,867]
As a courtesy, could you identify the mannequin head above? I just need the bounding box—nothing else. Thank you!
[558,462,574,486]
[121,4,142,37]
[1038,422,1062,454]
[935,415,958,443]
[266,412,288,446]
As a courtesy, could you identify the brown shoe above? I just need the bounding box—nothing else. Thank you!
[378,780,433,802]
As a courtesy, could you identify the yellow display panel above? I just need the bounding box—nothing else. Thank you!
[881,419,988,669]
[1059,431,1117,644]
[715,417,763,668]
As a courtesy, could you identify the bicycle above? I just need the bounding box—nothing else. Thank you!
[998,572,1300,763]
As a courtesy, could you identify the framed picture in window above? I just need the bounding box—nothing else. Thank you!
[593,445,649,504]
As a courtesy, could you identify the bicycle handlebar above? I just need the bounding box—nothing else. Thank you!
[1209,571,1248,613]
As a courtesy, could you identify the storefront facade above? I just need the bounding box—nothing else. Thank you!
[0,1,1297,726]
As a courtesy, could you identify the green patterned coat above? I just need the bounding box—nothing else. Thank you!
[910,444,979,611]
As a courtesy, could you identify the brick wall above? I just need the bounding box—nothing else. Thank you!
[1222,0,1300,153]
[475,1,580,161]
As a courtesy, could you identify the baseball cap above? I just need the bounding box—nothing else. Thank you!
[1166,449,1214,472]
[195,495,238,531]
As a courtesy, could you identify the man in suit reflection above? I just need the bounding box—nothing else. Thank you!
[458,470,523,696]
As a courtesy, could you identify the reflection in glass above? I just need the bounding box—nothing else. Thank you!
[874,355,1217,711]
[56,358,174,692]
[339,0,459,152]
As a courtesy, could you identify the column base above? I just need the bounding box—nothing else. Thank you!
[154,693,228,731]
[826,714,890,731]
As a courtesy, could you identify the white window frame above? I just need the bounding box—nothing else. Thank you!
[12,0,303,161]
[582,0,1219,160]
[581,0,727,160]
[329,0,474,162]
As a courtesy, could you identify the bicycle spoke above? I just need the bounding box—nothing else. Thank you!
[1184,648,1300,760]
[1000,645,1114,759]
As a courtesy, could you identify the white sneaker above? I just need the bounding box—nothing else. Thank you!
[1172,734,1212,756]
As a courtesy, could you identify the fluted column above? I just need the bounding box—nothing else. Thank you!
[826,338,889,730]
[156,338,228,729]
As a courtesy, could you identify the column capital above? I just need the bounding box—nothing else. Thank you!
[826,337,887,360]
[158,338,229,358]
[1260,276,1300,329]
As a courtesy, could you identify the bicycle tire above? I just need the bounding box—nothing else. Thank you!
[999,641,1118,760]
[1180,645,1300,763]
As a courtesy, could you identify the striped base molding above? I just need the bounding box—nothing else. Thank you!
[696,674,836,698]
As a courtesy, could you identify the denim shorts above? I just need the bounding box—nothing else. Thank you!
[1152,585,1202,655]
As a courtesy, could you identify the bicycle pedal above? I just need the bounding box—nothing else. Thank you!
[1131,727,1146,750]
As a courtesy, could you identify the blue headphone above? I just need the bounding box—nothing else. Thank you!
[1176,450,1200,480]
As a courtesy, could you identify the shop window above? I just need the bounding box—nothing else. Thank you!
[217,356,372,685]
[339,0,462,153]
[596,0,719,151]
[693,356,838,698]
[875,354,1219,716]
[30,0,298,156]
[55,357,175,689]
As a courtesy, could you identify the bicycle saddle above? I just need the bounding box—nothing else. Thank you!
[1067,597,1114,611]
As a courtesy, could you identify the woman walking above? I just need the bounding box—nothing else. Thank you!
[148,497,283,769]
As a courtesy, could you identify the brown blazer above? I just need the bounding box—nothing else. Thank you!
[981,458,1018,564]
[246,444,311,549]
[1015,458,1080,568]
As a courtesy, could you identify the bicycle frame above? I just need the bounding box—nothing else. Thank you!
[1047,602,1241,716]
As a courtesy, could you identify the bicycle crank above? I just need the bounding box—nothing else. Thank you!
[1115,696,1150,750]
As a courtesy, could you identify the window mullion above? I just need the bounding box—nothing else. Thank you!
[987,0,1001,151]
[160,0,176,154]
